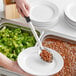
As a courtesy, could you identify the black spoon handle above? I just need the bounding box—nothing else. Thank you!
[24,16,31,23]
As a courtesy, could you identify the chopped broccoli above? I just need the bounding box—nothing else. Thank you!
[0,24,40,61]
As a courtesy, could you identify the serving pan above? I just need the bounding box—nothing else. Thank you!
[0,18,42,76]
[42,35,76,76]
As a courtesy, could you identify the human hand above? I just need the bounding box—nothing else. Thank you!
[10,61,32,76]
[15,0,30,17]
[0,53,32,76]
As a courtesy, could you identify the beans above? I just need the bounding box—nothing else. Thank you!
[40,50,53,62]
[42,38,76,76]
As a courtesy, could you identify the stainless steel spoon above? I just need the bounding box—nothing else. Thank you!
[24,16,53,62]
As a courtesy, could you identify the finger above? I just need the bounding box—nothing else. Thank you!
[25,3,30,13]
[21,4,29,17]
[17,6,24,17]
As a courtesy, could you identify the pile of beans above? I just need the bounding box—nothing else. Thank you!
[42,38,76,76]
[40,50,53,62]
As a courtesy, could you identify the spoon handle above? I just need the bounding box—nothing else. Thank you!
[24,16,43,49]
[35,31,44,47]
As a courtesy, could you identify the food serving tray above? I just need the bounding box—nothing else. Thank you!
[42,35,76,76]
[0,18,41,76]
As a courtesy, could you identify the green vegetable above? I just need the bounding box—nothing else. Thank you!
[0,23,40,61]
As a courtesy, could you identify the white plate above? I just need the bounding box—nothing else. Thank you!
[17,47,64,76]
[64,15,76,28]
[64,14,76,30]
[29,0,59,27]
[65,3,76,22]
[31,18,58,28]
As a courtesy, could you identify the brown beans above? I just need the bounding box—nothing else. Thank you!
[40,50,53,62]
[42,38,76,76]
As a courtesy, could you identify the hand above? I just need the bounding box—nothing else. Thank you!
[0,53,32,76]
[15,0,30,17]
[9,61,32,76]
